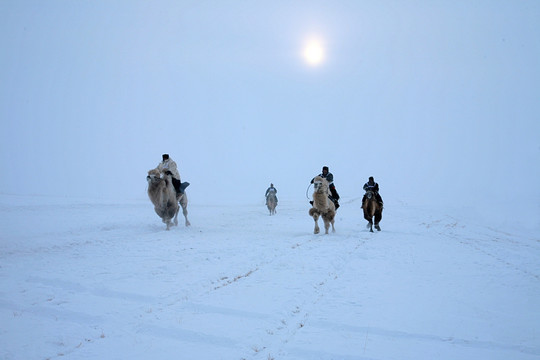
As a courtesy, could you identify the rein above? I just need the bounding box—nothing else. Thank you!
[306,183,313,200]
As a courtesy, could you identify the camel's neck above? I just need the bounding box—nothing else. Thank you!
[148,180,168,203]
[365,199,377,215]
[313,191,329,210]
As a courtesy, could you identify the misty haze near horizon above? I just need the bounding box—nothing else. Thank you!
[1,1,539,228]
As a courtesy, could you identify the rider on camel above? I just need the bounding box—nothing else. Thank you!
[311,166,340,209]
[265,183,278,205]
[362,176,383,207]
[155,154,189,197]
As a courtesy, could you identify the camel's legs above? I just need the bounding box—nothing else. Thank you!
[178,197,190,226]
[368,221,374,232]
[182,205,190,226]
[324,220,330,234]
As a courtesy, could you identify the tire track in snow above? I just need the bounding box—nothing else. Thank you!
[247,232,368,359]
[157,231,321,310]
[458,235,540,281]
[431,218,540,281]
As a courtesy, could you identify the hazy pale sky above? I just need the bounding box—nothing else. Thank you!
[1,1,539,224]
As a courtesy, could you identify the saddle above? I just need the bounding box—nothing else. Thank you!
[363,190,383,207]
[329,195,340,210]
[175,182,190,198]
[309,196,339,210]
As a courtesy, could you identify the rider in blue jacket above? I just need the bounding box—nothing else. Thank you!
[265,183,278,205]
[362,176,383,207]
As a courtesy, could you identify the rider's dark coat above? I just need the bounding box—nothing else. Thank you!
[265,186,277,203]
[363,181,379,193]
[265,186,277,197]
[363,180,383,205]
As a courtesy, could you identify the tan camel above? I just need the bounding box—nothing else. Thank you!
[309,176,336,234]
[362,190,382,232]
[147,169,190,230]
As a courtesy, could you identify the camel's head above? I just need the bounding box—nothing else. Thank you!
[313,176,328,194]
[147,169,161,183]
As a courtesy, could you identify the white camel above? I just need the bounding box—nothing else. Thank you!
[309,176,336,234]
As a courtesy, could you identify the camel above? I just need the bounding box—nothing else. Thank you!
[309,176,336,234]
[362,190,382,232]
[147,169,190,230]
[266,192,277,215]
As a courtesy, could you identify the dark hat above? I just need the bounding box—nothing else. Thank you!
[162,154,169,160]
[369,176,374,181]
[322,166,329,171]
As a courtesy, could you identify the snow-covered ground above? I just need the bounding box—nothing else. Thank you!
[1,193,539,360]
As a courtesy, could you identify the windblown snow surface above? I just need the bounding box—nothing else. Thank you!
[1,193,539,360]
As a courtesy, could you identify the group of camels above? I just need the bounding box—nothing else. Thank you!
[146,169,382,233]
[309,176,382,234]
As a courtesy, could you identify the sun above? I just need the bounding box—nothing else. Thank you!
[303,38,325,66]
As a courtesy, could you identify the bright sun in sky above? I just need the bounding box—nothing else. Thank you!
[302,38,325,66]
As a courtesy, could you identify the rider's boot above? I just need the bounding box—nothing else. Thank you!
[179,182,190,194]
